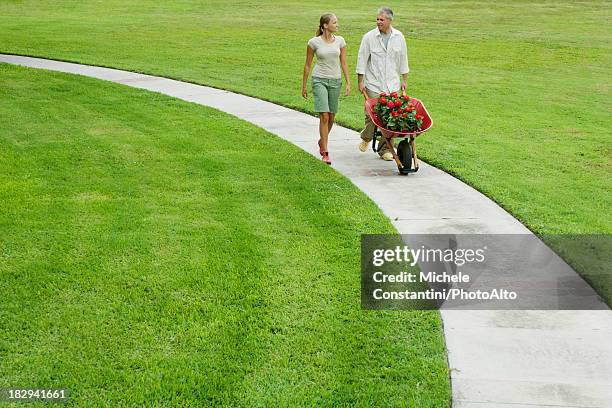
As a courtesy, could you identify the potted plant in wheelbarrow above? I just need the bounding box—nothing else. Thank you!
[362,91,433,175]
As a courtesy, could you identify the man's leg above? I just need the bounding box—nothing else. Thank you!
[359,89,378,148]
[359,89,391,159]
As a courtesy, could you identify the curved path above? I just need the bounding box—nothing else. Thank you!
[2,54,611,408]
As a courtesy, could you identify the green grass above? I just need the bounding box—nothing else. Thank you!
[0,0,609,235]
[0,0,612,304]
[0,64,450,406]
[2,0,609,302]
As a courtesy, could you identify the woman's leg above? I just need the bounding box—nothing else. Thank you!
[319,112,330,152]
[327,113,335,136]
[324,79,340,153]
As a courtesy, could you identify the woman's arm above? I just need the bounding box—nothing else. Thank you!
[340,46,351,96]
[302,46,314,99]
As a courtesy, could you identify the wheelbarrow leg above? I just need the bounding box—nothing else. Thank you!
[410,136,419,171]
[384,137,404,170]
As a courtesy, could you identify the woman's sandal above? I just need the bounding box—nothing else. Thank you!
[318,140,331,164]
[322,152,331,165]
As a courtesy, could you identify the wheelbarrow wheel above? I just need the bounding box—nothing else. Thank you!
[373,128,384,153]
[397,139,412,175]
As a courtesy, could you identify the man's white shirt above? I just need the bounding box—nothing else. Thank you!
[356,27,409,94]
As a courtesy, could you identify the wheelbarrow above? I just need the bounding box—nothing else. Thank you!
[362,91,433,175]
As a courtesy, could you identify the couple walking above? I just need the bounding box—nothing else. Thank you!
[302,7,409,165]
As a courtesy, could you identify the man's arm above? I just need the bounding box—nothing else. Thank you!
[401,73,408,92]
[357,74,366,93]
[399,36,409,93]
[356,34,370,93]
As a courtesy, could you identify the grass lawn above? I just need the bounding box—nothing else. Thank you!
[0,64,450,406]
[0,1,609,302]
[0,0,608,235]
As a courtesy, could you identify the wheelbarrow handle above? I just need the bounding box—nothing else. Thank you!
[363,90,407,100]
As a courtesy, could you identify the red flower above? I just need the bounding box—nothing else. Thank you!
[390,92,398,98]
[373,94,424,133]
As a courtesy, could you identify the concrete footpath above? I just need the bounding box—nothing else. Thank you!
[2,54,611,408]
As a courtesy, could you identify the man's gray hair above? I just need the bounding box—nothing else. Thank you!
[378,7,394,20]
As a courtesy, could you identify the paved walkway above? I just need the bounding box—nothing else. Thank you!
[2,54,611,408]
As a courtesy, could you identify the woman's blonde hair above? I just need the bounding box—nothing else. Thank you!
[316,13,335,36]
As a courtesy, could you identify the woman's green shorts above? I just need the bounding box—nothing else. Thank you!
[312,76,342,113]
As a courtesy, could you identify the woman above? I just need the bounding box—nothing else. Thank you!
[302,13,351,165]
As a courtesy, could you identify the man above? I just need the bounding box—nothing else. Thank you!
[356,7,409,160]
